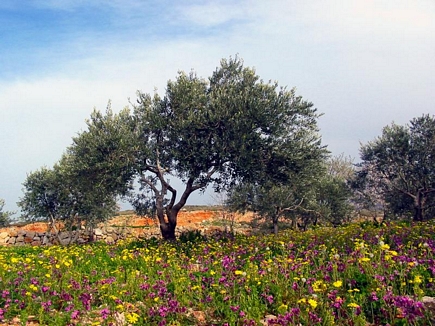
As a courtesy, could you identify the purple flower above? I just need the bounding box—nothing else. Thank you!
[230,305,240,312]
[41,300,52,312]
[79,293,92,311]
[71,310,80,320]
[100,307,110,320]
[369,292,379,302]
[308,312,322,323]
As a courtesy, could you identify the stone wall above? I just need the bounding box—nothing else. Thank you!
[0,223,213,247]
[0,225,162,246]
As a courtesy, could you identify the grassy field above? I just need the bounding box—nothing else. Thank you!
[0,220,434,325]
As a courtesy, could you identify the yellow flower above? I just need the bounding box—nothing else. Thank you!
[380,243,390,250]
[347,303,360,308]
[333,280,343,288]
[414,275,423,284]
[308,299,318,308]
[126,312,139,324]
[312,280,326,292]
[277,304,288,314]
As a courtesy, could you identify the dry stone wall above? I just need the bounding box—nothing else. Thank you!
[0,225,155,246]
[0,224,208,246]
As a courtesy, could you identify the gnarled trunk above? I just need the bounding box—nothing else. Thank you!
[159,208,178,241]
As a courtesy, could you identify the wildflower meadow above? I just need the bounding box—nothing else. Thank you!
[1,221,435,325]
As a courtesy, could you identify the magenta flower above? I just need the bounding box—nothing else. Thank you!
[71,310,80,320]
[100,307,110,320]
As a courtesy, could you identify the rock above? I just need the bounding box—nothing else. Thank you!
[17,230,27,237]
[105,236,115,243]
[0,231,9,239]
[42,235,50,245]
[9,230,18,237]
[260,315,277,325]
[422,296,435,310]
[16,236,25,243]
[26,231,36,239]
[8,237,16,244]
[31,240,41,246]
[94,228,103,236]
[58,232,70,240]
[24,237,33,243]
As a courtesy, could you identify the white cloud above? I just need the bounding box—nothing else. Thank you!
[1,0,434,214]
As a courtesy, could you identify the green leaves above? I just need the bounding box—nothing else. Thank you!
[0,199,13,226]
[358,114,435,221]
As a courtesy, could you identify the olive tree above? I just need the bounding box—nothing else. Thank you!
[226,155,356,234]
[0,199,13,227]
[359,114,435,221]
[18,156,118,242]
[130,57,329,239]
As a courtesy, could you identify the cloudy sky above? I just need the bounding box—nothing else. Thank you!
[1,0,434,215]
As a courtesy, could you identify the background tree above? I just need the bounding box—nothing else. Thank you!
[19,105,132,233]
[18,156,118,243]
[0,199,13,227]
[358,114,435,221]
[226,155,355,234]
[18,166,75,236]
[351,161,387,222]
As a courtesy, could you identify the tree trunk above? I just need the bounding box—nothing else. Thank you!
[273,216,279,235]
[413,192,425,222]
[160,222,176,241]
[414,206,424,222]
[156,201,179,241]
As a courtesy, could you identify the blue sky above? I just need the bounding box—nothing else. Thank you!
[1,0,434,215]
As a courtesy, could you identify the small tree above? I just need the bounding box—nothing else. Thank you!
[0,199,13,227]
[359,114,435,221]
[18,159,118,243]
[316,155,355,226]
[226,155,356,234]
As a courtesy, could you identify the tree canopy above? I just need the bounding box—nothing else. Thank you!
[358,114,435,221]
